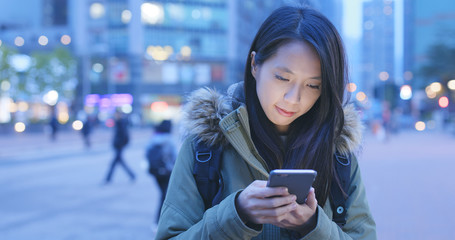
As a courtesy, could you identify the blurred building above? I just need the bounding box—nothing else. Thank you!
[0,0,344,128]
[0,0,286,125]
[411,0,455,126]
[361,0,399,104]
[359,0,455,129]
[412,0,455,83]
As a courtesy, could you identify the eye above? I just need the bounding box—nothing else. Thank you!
[274,74,289,81]
[308,84,320,90]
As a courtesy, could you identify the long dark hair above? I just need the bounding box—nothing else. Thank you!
[244,6,348,205]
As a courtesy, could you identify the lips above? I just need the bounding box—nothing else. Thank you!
[275,106,296,117]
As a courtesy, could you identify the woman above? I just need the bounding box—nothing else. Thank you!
[156,6,376,239]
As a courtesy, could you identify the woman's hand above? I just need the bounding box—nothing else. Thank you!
[273,188,318,233]
[235,180,317,231]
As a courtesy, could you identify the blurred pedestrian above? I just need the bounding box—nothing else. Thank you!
[81,115,94,148]
[104,111,135,183]
[381,101,392,141]
[49,108,59,141]
[145,120,176,223]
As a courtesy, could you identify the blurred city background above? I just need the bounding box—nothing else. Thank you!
[0,0,454,239]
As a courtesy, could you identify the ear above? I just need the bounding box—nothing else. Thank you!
[250,51,257,78]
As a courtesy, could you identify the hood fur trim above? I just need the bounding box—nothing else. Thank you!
[182,87,363,153]
[182,87,232,146]
[335,104,364,155]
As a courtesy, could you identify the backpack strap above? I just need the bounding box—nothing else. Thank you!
[330,152,351,227]
[193,141,224,210]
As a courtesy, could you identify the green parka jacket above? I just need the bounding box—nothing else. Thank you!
[155,84,376,239]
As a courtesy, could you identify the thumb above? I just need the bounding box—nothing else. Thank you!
[305,187,318,210]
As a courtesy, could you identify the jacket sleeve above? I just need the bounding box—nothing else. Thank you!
[155,137,262,240]
[302,155,377,240]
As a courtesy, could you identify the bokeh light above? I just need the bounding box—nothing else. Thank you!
[10,101,17,113]
[72,120,83,131]
[43,90,59,106]
[151,101,168,112]
[17,102,29,112]
[379,71,389,81]
[61,35,71,45]
[356,92,367,102]
[14,122,26,133]
[447,80,455,90]
[415,121,425,131]
[10,54,31,72]
[58,112,69,124]
[180,46,191,58]
[121,10,132,23]
[1,81,11,91]
[430,82,442,93]
[425,86,437,99]
[38,35,49,46]
[92,63,104,73]
[439,96,449,108]
[141,2,164,25]
[347,83,357,93]
[121,104,133,114]
[403,71,413,80]
[400,85,412,100]
[383,6,393,15]
[364,20,374,30]
[147,45,172,61]
[90,3,105,19]
[14,36,25,47]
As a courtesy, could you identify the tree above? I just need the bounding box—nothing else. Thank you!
[419,43,455,88]
[0,45,18,97]
[25,47,77,100]
[418,43,455,124]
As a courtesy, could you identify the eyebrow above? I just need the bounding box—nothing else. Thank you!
[274,66,322,80]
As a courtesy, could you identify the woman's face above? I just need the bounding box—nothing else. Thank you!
[251,40,322,134]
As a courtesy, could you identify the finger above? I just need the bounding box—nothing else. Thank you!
[251,180,268,188]
[246,181,289,199]
[305,187,318,209]
[259,202,297,217]
[252,194,297,209]
[262,185,290,198]
[251,203,297,224]
[241,180,268,199]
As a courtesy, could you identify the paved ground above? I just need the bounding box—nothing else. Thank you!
[360,130,455,240]
[0,127,160,240]
[1,127,455,239]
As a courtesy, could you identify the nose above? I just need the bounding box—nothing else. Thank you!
[284,85,300,104]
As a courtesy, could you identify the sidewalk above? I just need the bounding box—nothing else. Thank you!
[360,130,455,240]
[0,127,150,163]
[0,127,160,240]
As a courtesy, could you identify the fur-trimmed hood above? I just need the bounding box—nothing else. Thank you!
[182,83,363,155]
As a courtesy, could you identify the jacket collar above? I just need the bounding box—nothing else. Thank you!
[182,82,363,156]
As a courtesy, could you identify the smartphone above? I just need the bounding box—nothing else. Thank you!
[267,169,317,204]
